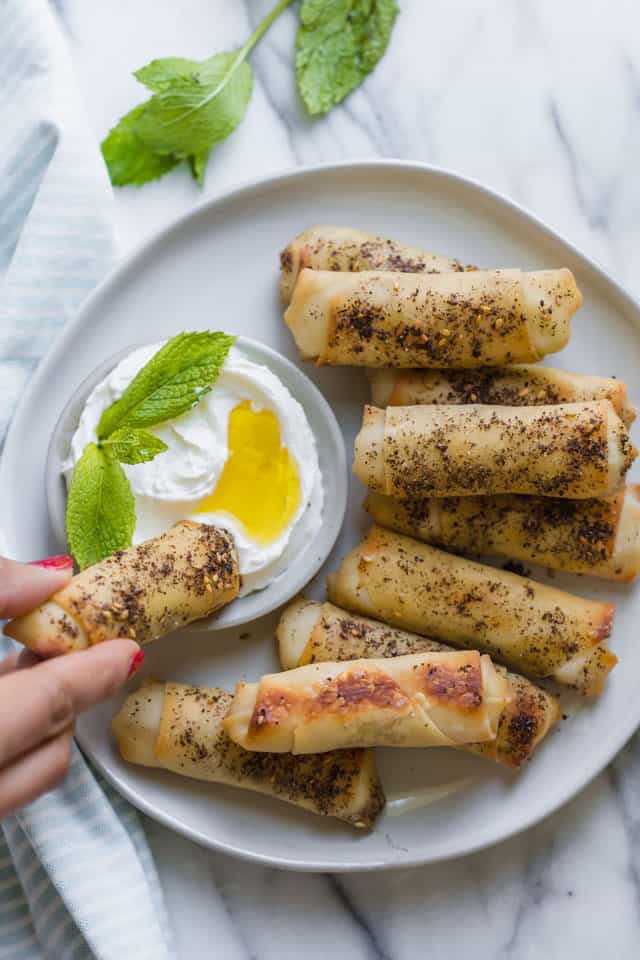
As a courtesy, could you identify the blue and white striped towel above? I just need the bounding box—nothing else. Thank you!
[0,1,173,957]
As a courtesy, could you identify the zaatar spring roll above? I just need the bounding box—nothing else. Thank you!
[284,268,581,367]
[279,225,473,303]
[365,487,640,582]
[5,522,239,656]
[224,649,509,754]
[327,527,617,695]
[113,680,384,829]
[369,365,637,426]
[354,401,636,499]
[277,598,560,768]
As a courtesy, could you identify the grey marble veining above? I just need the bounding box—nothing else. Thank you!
[19,1,640,957]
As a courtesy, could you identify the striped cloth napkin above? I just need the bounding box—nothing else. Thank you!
[0,2,173,958]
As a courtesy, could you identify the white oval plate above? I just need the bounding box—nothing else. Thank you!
[44,335,347,631]
[1,161,639,872]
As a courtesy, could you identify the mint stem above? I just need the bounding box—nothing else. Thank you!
[242,0,294,58]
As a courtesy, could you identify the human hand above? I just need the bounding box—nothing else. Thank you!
[0,556,143,817]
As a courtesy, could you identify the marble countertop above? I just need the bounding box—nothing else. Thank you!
[51,1,640,957]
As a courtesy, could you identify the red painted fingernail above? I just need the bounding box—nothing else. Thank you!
[127,649,145,678]
[29,554,74,570]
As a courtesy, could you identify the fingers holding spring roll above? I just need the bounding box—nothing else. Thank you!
[113,679,385,829]
[223,650,509,753]
[277,598,561,769]
[368,365,637,427]
[284,268,581,367]
[354,401,636,499]
[327,527,617,695]
[365,487,640,581]
[5,522,240,656]
[279,225,473,303]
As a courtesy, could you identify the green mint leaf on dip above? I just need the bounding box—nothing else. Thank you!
[97,331,236,438]
[296,0,399,116]
[100,0,292,188]
[101,103,181,187]
[100,427,169,465]
[66,444,136,569]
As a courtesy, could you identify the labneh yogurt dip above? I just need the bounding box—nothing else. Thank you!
[65,343,324,595]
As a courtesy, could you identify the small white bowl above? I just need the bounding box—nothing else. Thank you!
[45,336,347,630]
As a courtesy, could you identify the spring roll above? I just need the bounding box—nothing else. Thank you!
[365,487,640,581]
[224,650,509,754]
[369,365,637,426]
[113,680,384,829]
[284,268,581,367]
[279,225,474,303]
[327,527,616,695]
[4,521,239,656]
[277,598,560,768]
[354,401,635,499]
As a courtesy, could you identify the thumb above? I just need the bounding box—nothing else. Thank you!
[0,557,73,619]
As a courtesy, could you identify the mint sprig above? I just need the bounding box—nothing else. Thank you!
[66,331,235,568]
[101,0,398,189]
[101,0,292,188]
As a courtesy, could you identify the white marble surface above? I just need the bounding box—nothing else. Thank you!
[42,0,640,956]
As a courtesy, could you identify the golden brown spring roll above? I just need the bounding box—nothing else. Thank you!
[277,598,560,768]
[113,680,384,829]
[279,225,473,303]
[5,522,239,656]
[284,268,581,367]
[354,401,635,499]
[369,365,637,427]
[365,487,640,581]
[224,650,509,753]
[327,527,616,695]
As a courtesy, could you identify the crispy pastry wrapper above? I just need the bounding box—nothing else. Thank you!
[113,680,385,829]
[365,487,640,581]
[223,650,509,753]
[5,521,239,656]
[277,598,560,769]
[279,225,473,303]
[327,527,616,696]
[354,401,636,499]
[284,267,581,367]
[368,365,636,427]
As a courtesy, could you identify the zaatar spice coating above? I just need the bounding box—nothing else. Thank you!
[369,364,637,426]
[112,679,384,829]
[284,268,581,367]
[5,521,240,656]
[277,598,560,768]
[326,527,617,695]
[223,650,508,753]
[365,487,640,581]
[354,401,635,500]
[278,224,473,303]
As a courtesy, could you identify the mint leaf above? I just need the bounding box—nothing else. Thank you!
[188,148,212,187]
[100,427,169,465]
[296,0,398,115]
[66,444,136,569]
[97,331,235,438]
[135,57,202,91]
[101,103,181,187]
[133,52,253,159]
